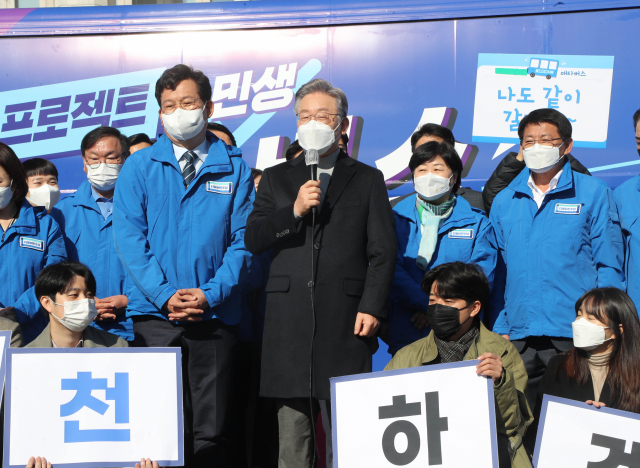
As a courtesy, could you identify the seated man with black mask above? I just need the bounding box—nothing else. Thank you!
[385,262,532,468]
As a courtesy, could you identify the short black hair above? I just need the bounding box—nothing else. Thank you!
[340,133,349,145]
[421,262,490,310]
[155,64,212,107]
[80,127,130,159]
[286,139,303,161]
[411,124,455,152]
[517,108,572,141]
[0,142,28,204]
[22,158,59,180]
[207,122,237,147]
[35,261,97,302]
[251,168,263,179]
[633,109,640,131]
[408,141,463,194]
[127,133,154,147]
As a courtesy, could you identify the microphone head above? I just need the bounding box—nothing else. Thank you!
[305,149,319,166]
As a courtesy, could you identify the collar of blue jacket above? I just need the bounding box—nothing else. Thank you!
[150,132,240,177]
[393,193,481,233]
[62,180,112,220]
[508,158,574,198]
[10,199,43,235]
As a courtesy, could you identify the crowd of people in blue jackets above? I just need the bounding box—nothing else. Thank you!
[1,64,640,468]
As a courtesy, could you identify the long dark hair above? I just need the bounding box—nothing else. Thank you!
[560,288,640,412]
[0,142,28,204]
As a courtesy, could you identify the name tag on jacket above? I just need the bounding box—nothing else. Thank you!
[206,181,233,195]
[19,237,45,251]
[448,229,474,239]
[554,203,581,215]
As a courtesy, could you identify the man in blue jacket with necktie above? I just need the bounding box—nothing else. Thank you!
[113,64,254,466]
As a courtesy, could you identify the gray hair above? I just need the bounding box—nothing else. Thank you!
[293,79,348,119]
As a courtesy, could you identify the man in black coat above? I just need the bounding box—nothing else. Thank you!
[245,79,396,468]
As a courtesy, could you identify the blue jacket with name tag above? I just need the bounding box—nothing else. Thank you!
[3,201,67,341]
[613,175,640,311]
[113,133,254,323]
[51,180,133,341]
[490,160,625,340]
[389,194,498,355]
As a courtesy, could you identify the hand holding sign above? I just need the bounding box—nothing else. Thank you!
[331,361,498,467]
[533,395,640,468]
[26,457,51,468]
[476,352,504,382]
[135,458,160,468]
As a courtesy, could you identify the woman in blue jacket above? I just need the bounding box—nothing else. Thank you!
[389,141,498,355]
[0,143,66,340]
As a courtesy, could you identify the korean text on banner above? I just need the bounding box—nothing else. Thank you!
[533,395,640,468]
[472,54,614,148]
[3,348,183,468]
[330,360,498,468]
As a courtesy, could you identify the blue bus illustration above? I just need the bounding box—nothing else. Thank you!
[527,58,559,79]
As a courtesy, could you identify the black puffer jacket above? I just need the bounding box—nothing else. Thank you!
[482,152,590,214]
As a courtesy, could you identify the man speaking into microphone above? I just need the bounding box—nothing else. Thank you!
[245,79,396,468]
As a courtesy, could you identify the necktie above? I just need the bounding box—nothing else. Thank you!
[182,151,197,188]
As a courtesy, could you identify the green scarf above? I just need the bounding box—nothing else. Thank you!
[416,195,456,270]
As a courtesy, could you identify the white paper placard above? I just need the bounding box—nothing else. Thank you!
[3,348,183,468]
[533,395,640,467]
[331,360,498,468]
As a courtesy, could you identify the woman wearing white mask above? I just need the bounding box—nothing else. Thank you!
[388,141,498,356]
[23,158,61,213]
[524,287,640,454]
[0,143,66,341]
[26,261,128,348]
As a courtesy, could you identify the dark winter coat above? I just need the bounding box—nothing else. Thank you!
[245,151,397,399]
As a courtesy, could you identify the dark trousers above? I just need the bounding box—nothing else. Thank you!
[276,398,332,468]
[133,316,238,467]
[511,336,573,408]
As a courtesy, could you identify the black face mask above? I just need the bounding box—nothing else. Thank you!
[426,303,471,340]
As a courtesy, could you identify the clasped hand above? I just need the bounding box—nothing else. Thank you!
[164,288,208,322]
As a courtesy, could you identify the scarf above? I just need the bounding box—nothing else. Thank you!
[416,195,456,270]
[434,323,480,364]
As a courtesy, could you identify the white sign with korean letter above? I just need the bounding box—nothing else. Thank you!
[331,361,498,467]
[3,348,183,468]
[533,395,640,468]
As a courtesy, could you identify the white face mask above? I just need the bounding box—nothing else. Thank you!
[414,172,453,201]
[523,143,563,173]
[27,184,60,211]
[51,298,98,332]
[0,181,13,210]
[86,163,122,191]
[572,317,612,351]
[162,105,207,141]
[298,119,342,162]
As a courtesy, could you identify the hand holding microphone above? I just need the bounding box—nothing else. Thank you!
[294,179,321,217]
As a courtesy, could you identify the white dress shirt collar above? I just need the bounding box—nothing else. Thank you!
[172,137,210,173]
[527,168,563,209]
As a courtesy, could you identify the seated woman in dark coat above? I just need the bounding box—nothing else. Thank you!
[524,287,640,454]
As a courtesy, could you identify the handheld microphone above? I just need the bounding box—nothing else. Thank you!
[305,149,319,214]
